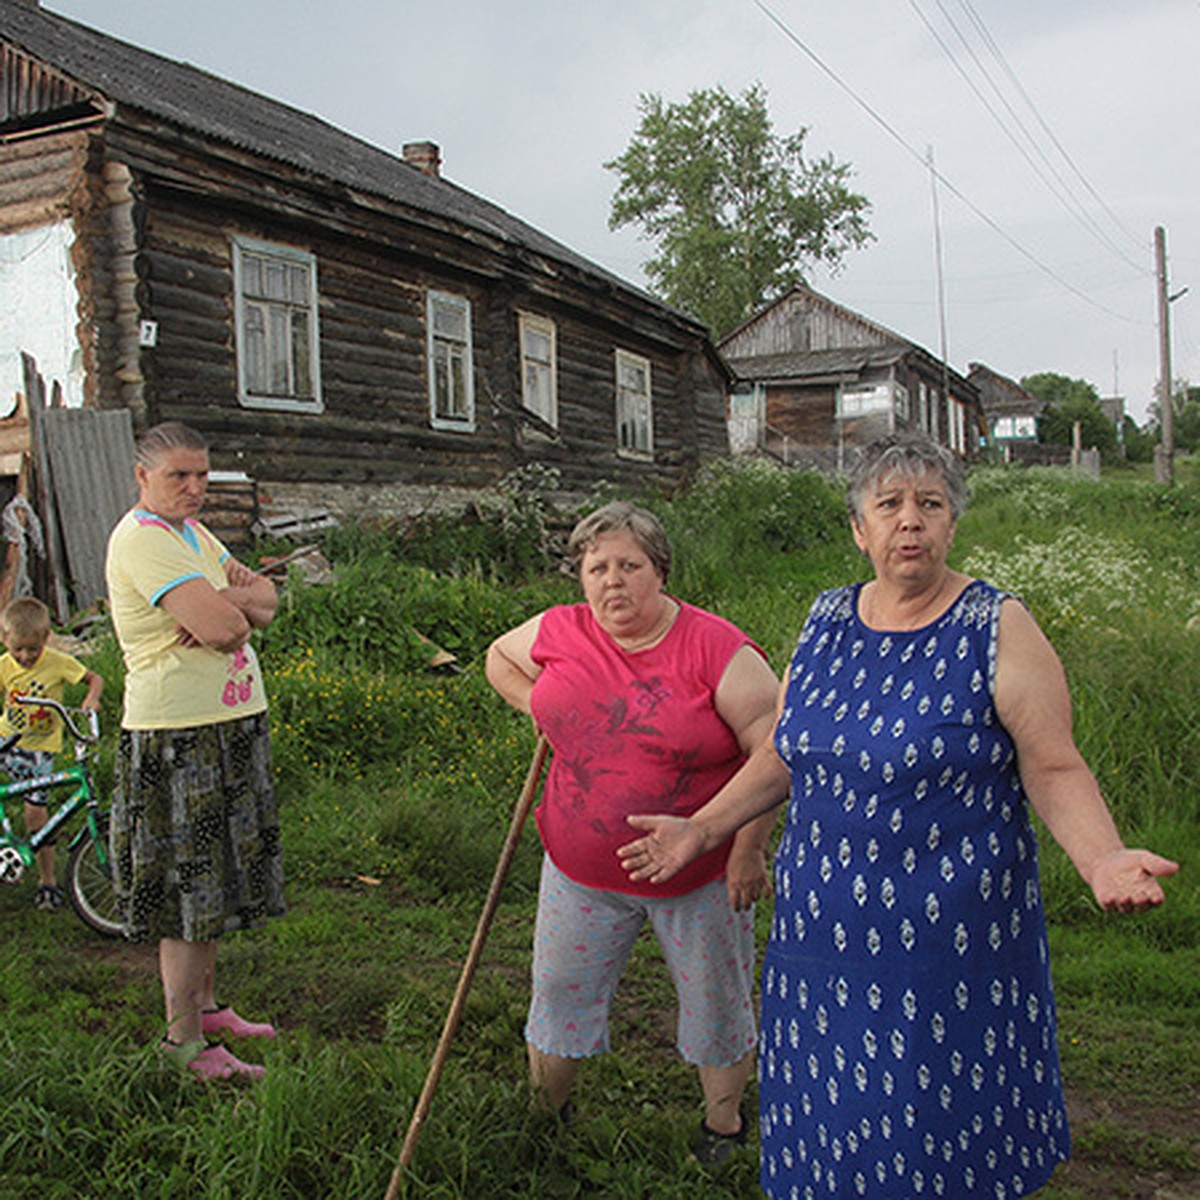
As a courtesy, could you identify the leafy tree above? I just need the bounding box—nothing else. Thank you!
[1169,383,1200,452]
[1122,415,1156,464]
[1023,371,1118,455]
[605,83,873,338]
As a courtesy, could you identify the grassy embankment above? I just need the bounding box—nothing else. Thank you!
[1,457,1196,1199]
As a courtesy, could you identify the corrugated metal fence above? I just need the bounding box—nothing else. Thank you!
[19,352,136,622]
[43,406,136,615]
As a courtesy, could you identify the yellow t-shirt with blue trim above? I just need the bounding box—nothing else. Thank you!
[0,646,87,752]
[105,510,267,730]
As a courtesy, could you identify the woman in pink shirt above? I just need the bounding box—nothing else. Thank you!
[485,501,779,1162]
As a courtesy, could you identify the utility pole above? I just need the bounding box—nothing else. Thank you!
[927,147,951,429]
[1155,225,1174,485]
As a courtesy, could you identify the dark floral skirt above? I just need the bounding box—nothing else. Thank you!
[110,712,285,943]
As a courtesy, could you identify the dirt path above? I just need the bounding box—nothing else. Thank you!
[1056,1089,1200,1199]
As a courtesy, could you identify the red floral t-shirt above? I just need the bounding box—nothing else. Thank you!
[530,600,764,896]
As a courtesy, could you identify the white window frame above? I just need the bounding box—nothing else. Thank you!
[837,382,893,419]
[949,396,966,452]
[427,290,475,431]
[519,312,557,428]
[231,236,322,412]
[994,415,1037,440]
[615,349,653,457]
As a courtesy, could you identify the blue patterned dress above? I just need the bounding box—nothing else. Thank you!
[760,581,1069,1200]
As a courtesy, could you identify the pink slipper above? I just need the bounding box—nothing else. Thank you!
[187,1042,266,1081]
[201,1005,277,1039]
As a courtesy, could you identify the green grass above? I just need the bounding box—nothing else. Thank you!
[1,456,1197,1198]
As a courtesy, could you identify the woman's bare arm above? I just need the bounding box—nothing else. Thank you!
[995,599,1178,911]
[714,644,783,910]
[620,676,792,886]
[484,613,544,715]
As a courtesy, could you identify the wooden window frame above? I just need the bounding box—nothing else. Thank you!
[231,236,323,413]
[518,311,557,428]
[427,290,476,432]
[994,415,1037,440]
[615,348,653,458]
[837,382,893,419]
[948,397,966,452]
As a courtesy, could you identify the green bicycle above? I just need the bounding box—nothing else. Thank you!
[0,694,122,937]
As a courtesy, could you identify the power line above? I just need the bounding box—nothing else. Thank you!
[955,0,1147,254]
[913,0,1148,274]
[749,0,1148,326]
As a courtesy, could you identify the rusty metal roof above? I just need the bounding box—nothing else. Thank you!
[728,345,909,384]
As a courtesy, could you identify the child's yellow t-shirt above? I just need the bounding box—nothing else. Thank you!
[0,645,87,753]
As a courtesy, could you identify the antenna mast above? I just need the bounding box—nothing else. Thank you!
[928,147,951,418]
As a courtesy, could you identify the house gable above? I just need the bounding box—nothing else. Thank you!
[0,39,109,134]
[721,284,906,360]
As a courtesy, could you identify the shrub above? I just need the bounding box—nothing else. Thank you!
[259,559,565,674]
[657,458,858,643]
[396,463,569,581]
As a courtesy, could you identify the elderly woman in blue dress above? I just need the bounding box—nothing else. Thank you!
[619,432,1178,1199]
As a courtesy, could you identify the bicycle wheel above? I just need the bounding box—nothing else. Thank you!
[66,817,124,938]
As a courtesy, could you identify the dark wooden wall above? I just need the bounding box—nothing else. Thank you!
[767,385,835,445]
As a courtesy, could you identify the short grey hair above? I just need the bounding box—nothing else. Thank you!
[136,421,208,468]
[567,501,672,582]
[846,432,969,521]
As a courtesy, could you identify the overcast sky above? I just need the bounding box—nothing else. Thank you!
[50,0,1200,422]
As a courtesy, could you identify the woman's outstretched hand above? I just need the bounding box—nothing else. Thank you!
[618,814,708,884]
[1089,849,1179,913]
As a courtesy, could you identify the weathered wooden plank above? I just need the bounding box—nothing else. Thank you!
[22,357,69,620]
[145,331,232,367]
[246,451,500,487]
[318,307,425,349]
[142,250,230,297]
[162,401,481,448]
[144,277,230,324]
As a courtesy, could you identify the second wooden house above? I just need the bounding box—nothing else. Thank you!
[721,284,983,470]
[966,362,1044,462]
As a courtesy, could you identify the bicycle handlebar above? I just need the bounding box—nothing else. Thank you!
[12,694,100,744]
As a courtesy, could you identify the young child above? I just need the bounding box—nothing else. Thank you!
[0,597,104,911]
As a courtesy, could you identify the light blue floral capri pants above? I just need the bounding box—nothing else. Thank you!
[526,855,757,1067]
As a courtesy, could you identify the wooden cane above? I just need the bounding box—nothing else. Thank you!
[384,733,550,1198]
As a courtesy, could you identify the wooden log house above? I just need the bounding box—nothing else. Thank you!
[721,284,984,472]
[0,1,732,529]
[966,362,1046,463]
